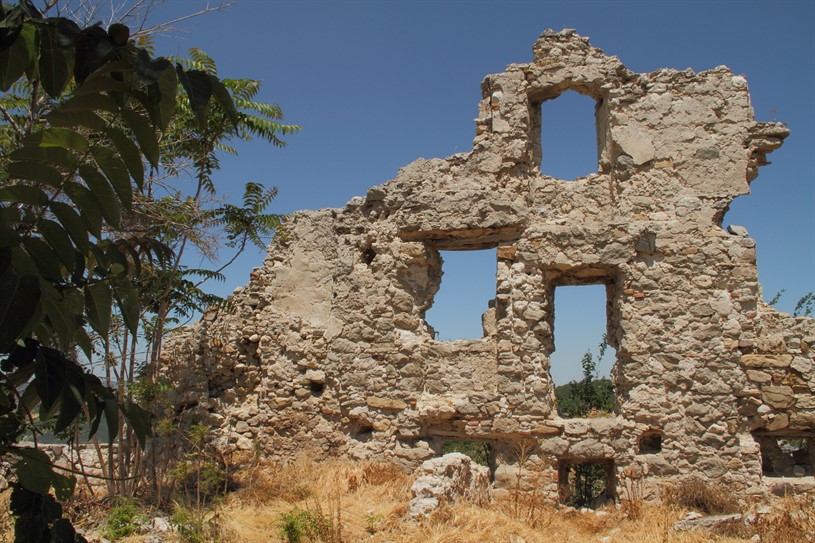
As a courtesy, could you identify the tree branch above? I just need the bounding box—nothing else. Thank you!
[131,2,235,39]
[0,103,24,139]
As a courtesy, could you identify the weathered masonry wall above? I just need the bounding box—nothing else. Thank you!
[162,30,814,501]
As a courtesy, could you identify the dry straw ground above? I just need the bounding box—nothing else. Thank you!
[2,457,814,542]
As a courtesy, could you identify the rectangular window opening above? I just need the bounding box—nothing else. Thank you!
[558,459,615,508]
[537,90,602,180]
[755,433,814,477]
[551,284,617,418]
[424,248,497,341]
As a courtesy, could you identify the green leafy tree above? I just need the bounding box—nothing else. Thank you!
[93,47,298,502]
[555,336,615,418]
[0,2,284,540]
[554,336,616,508]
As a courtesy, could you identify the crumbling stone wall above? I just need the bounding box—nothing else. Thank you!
[162,30,814,501]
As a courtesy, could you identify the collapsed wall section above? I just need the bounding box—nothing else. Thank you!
[161,29,813,501]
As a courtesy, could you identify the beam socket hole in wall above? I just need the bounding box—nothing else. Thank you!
[309,381,325,396]
[351,423,374,443]
[361,247,376,265]
[638,430,663,454]
[538,90,601,180]
[551,284,616,418]
[755,434,814,477]
[558,459,615,509]
[425,249,497,341]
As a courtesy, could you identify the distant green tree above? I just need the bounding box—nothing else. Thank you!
[554,336,615,418]
[554,336,616,509]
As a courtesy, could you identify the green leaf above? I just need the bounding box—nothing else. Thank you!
[8,145,79,170]
[176,65,212,124]
[39,21,73,98]
[0,5,24,50]
[104,397,119,444]
[105,126,143,187]
[60,91,118,113]
[0,270,40,352]
[135,49,170,83]
[0,184,48,205]
[74,326,92,361]
[23,237,62,280]
[49,201,89,253]
[7,161,64,186]
[118,240,142,277]
[124,400,152,449]
[0,20,34,91]
[54,372,85,435]
[9,245,39,276]
[62,286,84,315]
[210,75,240,128]
[86,396,103,440]
[73,25,114,85]
[40,290,78,351]
[77,164,121,228]
[47,108,107,131]
[113,278,140,335]
[148,64,177,131]
[64,182,102,238]
[121,109,159,168]
[91,146,131,208]
[14,448,53,494]
[34,127,90,152]
[104,241,129,277]
[72,72,131,96]
[37,218,74,269]
[84,281,111,338]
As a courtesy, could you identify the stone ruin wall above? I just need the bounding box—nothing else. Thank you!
[162,30,815,502]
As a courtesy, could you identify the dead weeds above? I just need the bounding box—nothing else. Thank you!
[3,459,813,542]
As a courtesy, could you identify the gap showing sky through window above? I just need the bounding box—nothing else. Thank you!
[550,285,614,385]
[540,90,598,180]
[425,249,496,341]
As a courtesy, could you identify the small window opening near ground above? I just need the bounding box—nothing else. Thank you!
[425,249,497,341]
[756,434,814,477]
[558,459,615,509]
[551,285,616,418]
[539,90,599,180]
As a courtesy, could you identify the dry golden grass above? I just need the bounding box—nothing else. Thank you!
[3,459,814,543]
[214,458,770,543]
[663,476,739,515]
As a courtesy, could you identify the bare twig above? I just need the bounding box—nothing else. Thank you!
[0,103,24,139]
[132,2,235,39]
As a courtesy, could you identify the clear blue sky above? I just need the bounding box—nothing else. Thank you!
[143,0,813,383]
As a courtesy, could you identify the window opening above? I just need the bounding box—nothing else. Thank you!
[425,249,497,341]
[756,434,813,477]
[558,459,615,508]
[551,285,616,418]
[539,90,599,180]
[638,431,663,454]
